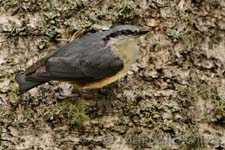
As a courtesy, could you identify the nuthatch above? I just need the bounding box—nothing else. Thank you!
[15,25,147,95]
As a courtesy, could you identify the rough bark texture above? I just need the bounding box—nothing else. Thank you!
[0,0,225,149]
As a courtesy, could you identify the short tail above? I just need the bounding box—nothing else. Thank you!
[15,71,46,95]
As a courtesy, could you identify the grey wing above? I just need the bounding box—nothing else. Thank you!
[79,47,124,79]
[27,47,124,86]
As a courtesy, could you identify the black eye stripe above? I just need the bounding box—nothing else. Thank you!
[103,30,139,41]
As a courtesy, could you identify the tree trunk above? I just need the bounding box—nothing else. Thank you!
[0,0,225,149]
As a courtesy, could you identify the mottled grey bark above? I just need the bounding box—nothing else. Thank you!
[0,0,225,149]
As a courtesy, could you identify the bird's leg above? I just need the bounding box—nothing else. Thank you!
[95,83,118,114]
[64,84,82,98]
[63,84,96,100]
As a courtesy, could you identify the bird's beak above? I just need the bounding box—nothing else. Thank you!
[134,30,148,39]
[133,28,149,39]
[138,28,149,35]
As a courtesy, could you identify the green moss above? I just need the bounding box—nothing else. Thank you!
[37,40,47,50]
[209,99,225,126]
[45,26,62,40]
[45,99,89,127]
[56,0,85,12]
[64,17,92,31]
[166,28,182,39]
[183,134,207,150]
[7,82,20,105]
[0,0,19,12]
[0,127,2,146]
[112,125,127,134]
[66,100,89,126]
[112,0,137,22]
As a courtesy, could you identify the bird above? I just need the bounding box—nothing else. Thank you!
[15,25,147,95]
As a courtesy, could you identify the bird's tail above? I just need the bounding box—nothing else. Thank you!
[15,71,46,95]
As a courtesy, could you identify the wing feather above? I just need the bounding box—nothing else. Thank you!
[25,31,124,86]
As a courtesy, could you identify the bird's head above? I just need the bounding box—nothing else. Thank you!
[104,25,148,43]
[104,25,148,64]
